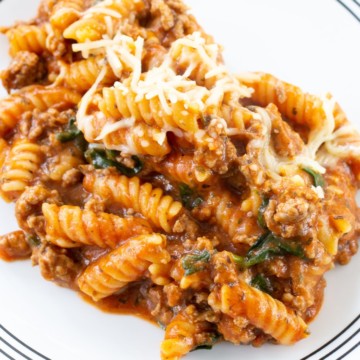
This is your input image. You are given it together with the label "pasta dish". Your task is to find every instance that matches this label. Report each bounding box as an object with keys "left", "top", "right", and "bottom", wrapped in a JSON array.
[{"left": 0, "top": 0, "right": 359, "bottom": 358}]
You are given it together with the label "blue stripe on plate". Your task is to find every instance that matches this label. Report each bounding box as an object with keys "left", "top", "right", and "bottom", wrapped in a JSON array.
[
  {"left": 301, "top": 315, "right": 360, "bottom": 359},
  {"left": 336, "top": 341, "right": 360, "bottom": 360},
  {"left": 0, "top": 348, "right": 16, "bottom": 360},
  {"left": 336, "top": 0, "right": 360, "bottom": 22},
  {"left": 0, "top": 337, "right": 32, "bottom": 360},
  {"left": 0, "top": 326, "right": 50, "bottom": 360}
]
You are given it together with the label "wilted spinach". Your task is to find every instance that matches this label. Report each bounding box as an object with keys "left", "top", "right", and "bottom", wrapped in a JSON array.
[
  {"left": 182, "top": 249, "right": 211, "bottom": 276},
  {"left": 232, "top": 232, "right": 305, "bottom": 268},
  {"left": 85, "top": 148, "right": 143, "bottom": 177},
  {"left": 179, "top": 183, "right": 203, "bottom": 210}
]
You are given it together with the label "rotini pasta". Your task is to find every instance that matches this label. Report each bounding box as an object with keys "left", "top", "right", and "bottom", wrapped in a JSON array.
[
  {"left": 0, "top": 140, "right": 43, "bottom": 201},
  {"left": 0, "top": 138, "right": 9, "bottom": 170},
  {"left": 45, "top": 147, "right": 84, "bottom": 182},
  {"left": 6, "top": 25, "right": 48, "bottom": 56},
  {"left": 50, "top": 0, "right": 85, "bottom": 32},
  {"left": 62, "top": 56, "right": 116, "bottom": 93},
  {"left": 42, "top": 203, "right": 152, "bottom": 248},
  {"left": 63, "top": 0, "right": 146, "bottom": 42},
  {"left": 209, "top": 281, "right": 308, "bottom": 345},
  {"left": 100, "top": 122, "right": 172, "bottom": 157},
  {"left": 98, "top": 70, "right": 207, "bottom": 134},
  {"left": 0, "top": 86, "right": 81, "bottom": 137},
  {"left": 161, "top": 305, "right": 217, "bottom": 359},
  {"left": 83, "top": 172, "right": 183, "bottom": 233},
  {"left": 78, "top": 233, "right": 170, "bottom": 301}
]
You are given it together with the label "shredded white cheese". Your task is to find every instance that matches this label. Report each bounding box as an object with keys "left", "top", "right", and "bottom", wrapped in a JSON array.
[{"left": 95, "top": 117, "right": 135, "bottom": 141}]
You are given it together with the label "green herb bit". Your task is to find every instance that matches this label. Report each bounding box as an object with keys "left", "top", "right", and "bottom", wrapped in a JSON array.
[
  {"left": 182, "top": 250, "right": 211, "bottom": 276},
  {"left": 231, "top": 253, "right": 246, "bottom": 267},
  {"left": 191, "top": 344, "right": 213, "bottom": 351},
  {"left": 245, "top": 232, "right": 305, "bottom": 267},
  {"left": 250, "top": 274, "right": 273, "bottom": 294},
  {"left": 56, "top": 118, "right": 81, "bottom": 142},
  {"left": 179, "top": 183, "right": 203, "bottom": 210},
  {"left": 27, "top": 234, "right": 41, "bottom": 247},
  {"left": 85, "top": 148, "right": 143, "bottom": 177},
  {"left": 191, "top": 334, "right": 220, "bottom": 352},
  {"left": 257, "top": 196, "right": 269, "bottom": 229},
  {"left": 302, "top": 167, "right": 325, "bottom": 188}
]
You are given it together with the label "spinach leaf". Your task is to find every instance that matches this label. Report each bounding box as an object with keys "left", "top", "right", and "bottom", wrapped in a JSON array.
[
  {"left": 182, "top": 250, "right": 211, "bottom": 276},
  {"left": 232, "top": 253, "right": 246, "bottom": 268},
  {"left": 232, "top": 232, "right": 305, "bottom": 268},
  {"left": 179, "top": 183, "right": 203, "bottom": 210},
  {"left": 302, "top": 167, "right": 325, "bottom": 188},
  {"left": 27, "top": 234, "right": 41, "bottom": 247},
  {"left": 56, "top": 118, "right": 81, "bottom": 142},
  {"left": 245, "top": 232, "right": 305, "bottom": 267},
  {"left": 157, "top": 321, "right": 166, "bottom": 330},
  {"left": 85, "top": 148, "right": 143, "bottom": 177},
  {"left": 250, "top": 274, "right": 273, "bottom": 294},
  {"left": 56, "top": 118, "right": 88, "bottom": 151},
  {"left": 192, "top": 344, "right": 213, "bottom": 351},
  {"left": 257, "top": 196, "right": 269, "bottom": 229},
  {"left": 191, "top": 334, "right": 220, "bottom": 352}
]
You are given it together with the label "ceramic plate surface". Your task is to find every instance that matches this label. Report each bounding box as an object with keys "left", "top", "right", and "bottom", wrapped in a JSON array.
[{"left": 0, "top": 0, "right": 359, "bottom": 359}]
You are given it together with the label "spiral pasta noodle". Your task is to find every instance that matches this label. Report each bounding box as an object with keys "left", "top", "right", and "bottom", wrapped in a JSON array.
[
  {"left": 161, "top": 305, "right": 216, "bottom": 360},
  {"left": 50, "top": 0, "right": 85, "bottom": 32},
  {"left": 6, "top": 25, "right": 48, "bottom": 56},
  {"left": 0, "top": 140, "right": 43, "bottom": 201},
  {"left": 0, "top": 86, "right": 81, "bottom": 137},
  {"left": 63, "top": 0, "right": 146, "bottom": 42},
  {"left": 78, "top": 233, "right": 170, "bottom": 301},
  {"left": 98, "top": 69, "right": 208, "bottom": 133},
  {"left": 83, "top": 172, "right": 183, "bottom": 233},
  {"left": 42, "top": 203, "right": 152, "bottom": 248},
  {"left": 62, "top": 57, "right": 116, "bottom": 93},
  {"left": 209, "top": 280, "right": 308, "bottom": 345},
  {"left": 100, "top": 122, "right": 172, "bottom": 157}
]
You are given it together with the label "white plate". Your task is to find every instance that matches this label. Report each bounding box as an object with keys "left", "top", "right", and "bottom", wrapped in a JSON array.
[{"left": 0, "top": 0, "right": 360, "bottom": 359}]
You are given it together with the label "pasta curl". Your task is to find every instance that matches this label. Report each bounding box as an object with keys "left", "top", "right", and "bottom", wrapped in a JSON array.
[
  {"left": 42, "top": 203, "right": 152, "bottom": 248},
  {"left": 209, "top": 280, "right": 308, "bottom": 345},
  {"left": 63, "top": 0, "right": 146, "bottom": 42},
  {"left": 99, "top": 69, "right": 208, "bottom": 133},
  {"left": 62, "top": 57, "right": 116, "bottom": 93},
  {"left": 161, "top": 305, "right": 217, "bottom": 360},
  {"left": 83, "top": 172, "right": 183, "bottom": 233},
  {"left": 78, "top": 233, "right": 170, "bottom": 301},
  {"left": 6, "top": 25, "right": 47, "bottom": 56},
  {"left": 50, "top": 0, "right": 85, "bottom": 32},
  {"left": 0, "top": 140, "right": 43, "bottom": 201},
  {"left": 0, "top": 86, "right": 81, "bottom": 136}
]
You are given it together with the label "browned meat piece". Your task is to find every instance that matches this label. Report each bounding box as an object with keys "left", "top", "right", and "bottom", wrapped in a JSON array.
[
  {"left": 146, "top": 285, "right": 174, "bottom": 326},
  {"left": 194, "top": 120, "right": 238, "bottom": 175},
  {"left": 0, "top": 230, "right": 31, "bottom": 261},
  {"left": 151, "top": 0, "right": 178, "bottom": 30},
  {"left": 268, "top": 104, "right": 304, "bottom": 157},
  {"left": 15, "top": 185, "right": 62, "bottom": 234},
  {"left": 148, "top": 0, "right": 211, "bottom": 47},
  {"left": 264, "top": 183, "right": 319, "bottom": 238},
  {"left": 217, "top": 314, "right": 256, "bottom": 344},
  {"left": 1, "top": 51, "right": 46, "bottom": 92},
  {"left": 35, "top": 244, "right": 81, "bottom": 289},
  {"left": 18, "top": 108, "right": 75, "bottom": 140},
  {"left": 285, "top": 238, "right": 332, "bottom": 319}
]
